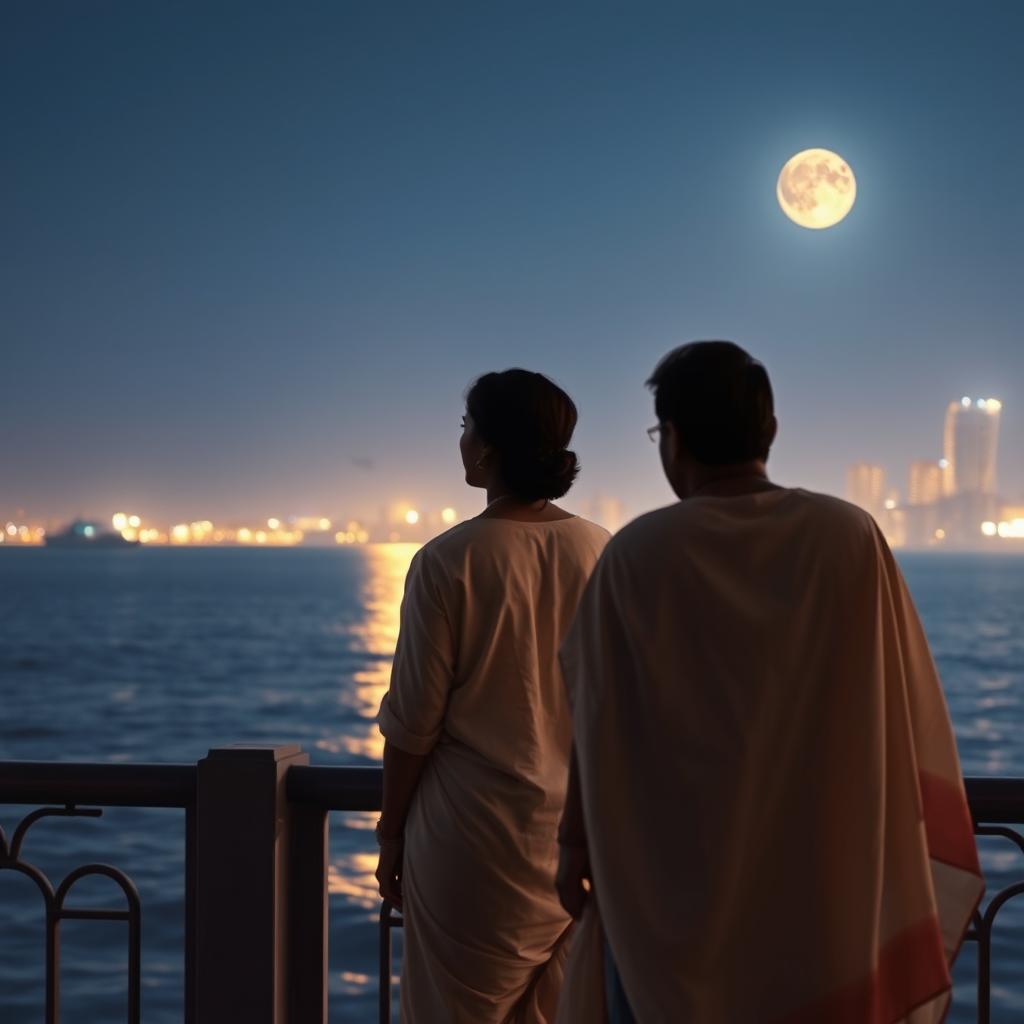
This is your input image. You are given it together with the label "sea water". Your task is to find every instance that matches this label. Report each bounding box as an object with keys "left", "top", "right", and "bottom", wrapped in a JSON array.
[{"left": 1, "top": 546, "right": 1022, "bottom": 1022}]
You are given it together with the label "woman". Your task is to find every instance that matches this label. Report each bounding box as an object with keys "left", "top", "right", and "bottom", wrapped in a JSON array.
[{"left": 375, "top": 369, "right": 609, "bottom": 1023}]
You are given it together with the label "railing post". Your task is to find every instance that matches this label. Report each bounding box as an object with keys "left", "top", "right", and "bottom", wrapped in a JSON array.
[
  {"left": 288, "top": 801, "right": 329, "bottom": 1024},
  {"left": 194, "top": 744, "right": 309, "bottom": 1024}
]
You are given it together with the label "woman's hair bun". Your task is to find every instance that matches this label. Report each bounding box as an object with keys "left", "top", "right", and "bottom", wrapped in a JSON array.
[
  {"left": 465, "top": 370, "right": 581, "bottom": 502},
  {"left": 502, "top": 447, "right": 579, "bottom": 501}
]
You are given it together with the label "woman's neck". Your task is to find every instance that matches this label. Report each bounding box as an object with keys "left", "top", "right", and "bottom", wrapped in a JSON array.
[{"left": 479, "top": 490, "right": 573, "bottom": 522}]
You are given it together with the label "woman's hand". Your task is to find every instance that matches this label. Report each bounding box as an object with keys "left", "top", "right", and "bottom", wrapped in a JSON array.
[
  {"left": 556, "top": 746, "right": 591, "bottom": 919},
  {"left": 375, "top": 836, "right": 405, "bottom": 911},
  {"left": 555, "top": 842, "right": 591, "bottom": 919},
  {"left": 377, "top": 741, "right": 432, "bottom": 913}
]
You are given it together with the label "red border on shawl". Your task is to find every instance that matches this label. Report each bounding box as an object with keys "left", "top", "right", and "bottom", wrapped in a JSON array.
[
  {"left": 775, "top": 916, "right": 949, "bottom": 1024},
  {"left": 919, "top": 770, "right": 982, "bottom": 874}
]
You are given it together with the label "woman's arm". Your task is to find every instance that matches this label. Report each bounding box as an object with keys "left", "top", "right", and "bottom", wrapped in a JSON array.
[
  {"left": 375, "top": 740, "right": 430, "bottom": 910},
  {"left": 379, "top": 740, "right": 430, "bottom": 838},
  {"left": 375, "top": 549, "right": 455, "bottom": 909},
  {"left": 555, "top": 744, "right": 591, "bottom": 919},
  {"left": 557, "top": 743, "right": 587, "bottom": 847}
]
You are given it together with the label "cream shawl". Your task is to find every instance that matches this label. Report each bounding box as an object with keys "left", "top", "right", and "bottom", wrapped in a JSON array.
[{"left": 558, "top": 489, "right": 982, "bottom": 1023}]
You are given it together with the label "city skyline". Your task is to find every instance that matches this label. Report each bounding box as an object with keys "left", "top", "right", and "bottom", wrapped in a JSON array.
[
  {"left": 5, "top": 384, "right": 1022, "bottom": 550},
  {"left": 846, "top": 392, "right": 1022, "bottom": 548},
  {"left": 3, "top": 5, "right": 1023, "bottom": 521},
  {"left": 0, "top": 492, "right": 629, "bottom": 547},
  {"left": 3, "top": 385, "right": 1018, "bottom": 538}
]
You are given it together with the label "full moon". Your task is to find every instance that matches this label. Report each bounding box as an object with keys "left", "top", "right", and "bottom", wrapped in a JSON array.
[{"left": 776, "top": 148, "right": 856, "bottom": 229}]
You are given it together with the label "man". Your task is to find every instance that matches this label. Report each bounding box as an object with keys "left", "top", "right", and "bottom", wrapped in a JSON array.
[{"left": 555, "top": 341, "right": 982, "bottom": 1023}]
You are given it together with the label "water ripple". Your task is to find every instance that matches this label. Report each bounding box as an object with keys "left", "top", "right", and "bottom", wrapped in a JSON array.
[{"left": 0, "top": 548, "right": 1021, "bottom": 1022}]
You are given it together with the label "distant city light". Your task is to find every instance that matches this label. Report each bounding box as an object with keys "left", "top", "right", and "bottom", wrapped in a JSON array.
[
  {"left": 335, "top": 526, "right": 369, "bottom": 545},
  {"left": 981, "top": 521, "right": 998, "bottom": 537},
  {"left": 0, "top": 508, "right": 414, "bottom": 547},
  {"left": 318, "top": 518, "right": 331, "bottom": 531},
  {"left": 934, "top": 529, "right": 946, "bottom": 540},
  {"left": 884, "top": 499, "right": 897, "bottom": 511},
  {"left": 441, "top": 507, "right": 457, "bottom": 525},
  {"left": 938, "top": 459, "right": 949, "bottom": 469},
  {"left": 993, "top": 519, "right": 1024, "bottom": 539},
  {"left": 959, "top": 397, "right": 1002, "bottom": 413}
]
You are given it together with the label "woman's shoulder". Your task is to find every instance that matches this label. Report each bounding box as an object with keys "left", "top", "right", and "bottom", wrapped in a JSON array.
[
  {"left": 471, "top": 512, "right": 610, "bottom": 545},
  {"left": 562, "top": 515, "right": 613, "bottom": 547},
  {"left": 415, "top": 520, "right": 477, "bottom": 563},
  {"left": 421, "top": 514, "right": 609, "bottom": 561}
]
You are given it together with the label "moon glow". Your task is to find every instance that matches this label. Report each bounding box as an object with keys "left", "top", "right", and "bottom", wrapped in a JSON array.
[{"left": 777, "top": 148, "right": 856, "bottom": 229}]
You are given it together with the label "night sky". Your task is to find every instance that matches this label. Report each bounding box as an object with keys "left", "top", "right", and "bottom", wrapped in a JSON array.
[{"left": 3, "top": 2, "right": 1022, "bottom": 524}]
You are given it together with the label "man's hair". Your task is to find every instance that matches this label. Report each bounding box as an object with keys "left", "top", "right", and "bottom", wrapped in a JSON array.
[{"left": 646, "top": 341, "right": 775, "bottom": 465}]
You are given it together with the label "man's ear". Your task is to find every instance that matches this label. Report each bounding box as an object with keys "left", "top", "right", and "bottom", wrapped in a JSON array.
[{"left": 663, "top": 421, "right": 682, "bottom": 465}]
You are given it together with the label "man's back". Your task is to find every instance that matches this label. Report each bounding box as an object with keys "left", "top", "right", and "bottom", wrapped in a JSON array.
[{"left": 560, "top": 488, "right": 982, "bottom": 1023}]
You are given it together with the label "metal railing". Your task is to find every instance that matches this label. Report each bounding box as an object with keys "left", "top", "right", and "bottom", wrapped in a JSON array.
[
  {"left": 0, "top": 761, "right": 196, "bottom": 1024},
  {"left": 963, "top": 777, "right": 1024, "bottom": 1023},
  {"left": 2, "top": 753, "right": 1024, "bottom": 1024}
]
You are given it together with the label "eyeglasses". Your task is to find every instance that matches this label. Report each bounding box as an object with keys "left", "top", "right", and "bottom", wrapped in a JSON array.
[{"left": 646, "top": 423, "right": 667, "bottom": 443}]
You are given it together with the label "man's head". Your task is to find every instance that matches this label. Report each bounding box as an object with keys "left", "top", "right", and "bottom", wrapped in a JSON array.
[{"left": 646, "top": 341, "right": 777, "bottom": 499}]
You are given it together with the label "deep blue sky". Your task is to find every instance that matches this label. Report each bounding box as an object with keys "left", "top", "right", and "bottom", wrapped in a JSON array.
[{"left": 3, "top": 2, "right": 1022, "bottom": 523}]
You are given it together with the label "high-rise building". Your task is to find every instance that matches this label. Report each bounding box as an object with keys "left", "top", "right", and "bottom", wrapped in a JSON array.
[
  {"left": 593, "top": 496, "right": 625, "bottom": 533},
  {"left": 846, "top": 463, "right": 886, "bottom": 519},
  {"left": 908, "top": 460, "right": 943, "bottom": 506},
  {"left": 573, "top": 495, "right": 626, "bottom": 533},
  {"left": 903, "top": 460, "right": 944, "bottom": 547},
  {"left": 942, "top": 397, "right": 1001, "bottom": 496}
]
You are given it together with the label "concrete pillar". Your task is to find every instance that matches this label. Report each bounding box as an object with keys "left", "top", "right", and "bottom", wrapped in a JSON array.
[{"left": 194, "top": 744, "right": 311, "bottom": 1024}]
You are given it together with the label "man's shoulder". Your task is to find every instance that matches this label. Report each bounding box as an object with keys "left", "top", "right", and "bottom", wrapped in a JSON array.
[
  {"left": 605, "top": 489, "right": 879, "bottom": 556},
  {"left": 602, "top": 504, "right": 685, "bottom": 561},
  {"left": 788, "top": 487, "right": 880, "bottom": 538}
]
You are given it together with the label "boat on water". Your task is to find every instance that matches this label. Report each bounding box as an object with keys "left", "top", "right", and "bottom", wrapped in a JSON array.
[{"left": 45, "top": 520, "right": 139, "bottom": 548}]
